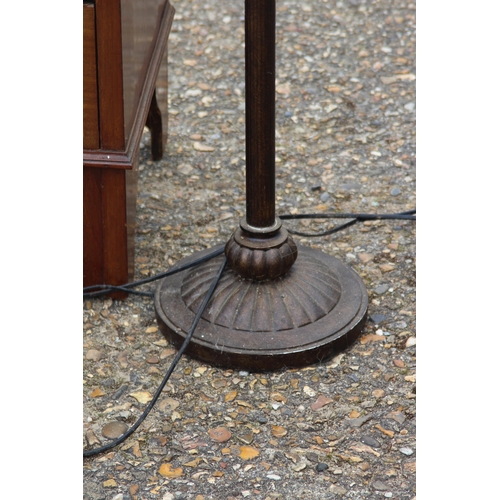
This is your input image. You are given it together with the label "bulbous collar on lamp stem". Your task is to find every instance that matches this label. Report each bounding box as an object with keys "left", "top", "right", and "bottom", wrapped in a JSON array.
[{"left": 225, "top": 217, "right": 298, "bottom": 281}]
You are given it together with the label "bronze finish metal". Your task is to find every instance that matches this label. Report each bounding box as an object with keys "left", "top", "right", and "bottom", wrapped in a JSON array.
[
  {"left": 155, "top": 245, "right": 368, "bottom": 371},
  {"left": 154, "top": 0, "right": 369, "bottom": 370},
  {"left": 225, "top": 221, "right": 298, "bottom": 281}
]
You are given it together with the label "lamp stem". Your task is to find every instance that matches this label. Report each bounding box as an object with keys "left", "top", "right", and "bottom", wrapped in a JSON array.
[{"left": 245, "top": 0, "right": 276, "bottom": 229}]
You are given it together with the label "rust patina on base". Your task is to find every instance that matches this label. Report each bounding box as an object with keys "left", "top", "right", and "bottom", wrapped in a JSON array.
[{"left": 155, "top": 244, "right": 368, "bottom": 371}]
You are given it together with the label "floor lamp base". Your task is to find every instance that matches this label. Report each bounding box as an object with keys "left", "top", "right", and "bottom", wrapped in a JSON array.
[{"left": 155, "top": 244, "right": 368, "bottom": 371}]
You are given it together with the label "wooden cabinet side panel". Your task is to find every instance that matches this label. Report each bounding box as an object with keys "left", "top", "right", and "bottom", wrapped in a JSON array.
[
  {"left": 101, "top": 169, "right": 130, "bottom": 287},
  {"left": 83, "top": 168, "right": 104, "bottom": 286},
  {"left": 83, "top": 3, "right": 100, "bottom": 150},
  {"left": 120, "top": 0, "right": 167, "bottom": 145},
  {"left": 95, "top": 0, "right": 125, "bottom": 150}
]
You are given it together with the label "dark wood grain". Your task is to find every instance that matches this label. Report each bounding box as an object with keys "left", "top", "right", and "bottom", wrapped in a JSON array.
[
  {"left": 83, "top": 168, "right": 103, "bottom": 287},
  {"left": 83, "top": 3, "right": 99, "bottom": 149},
  {"left": 102, "top": 169, "right": 129, "bottom": 297},
  {"left": 95, "top": 0, "right": 125, "bottom": 150},
  {"left": 83, "top": 0, "right": 174, "bottom": 293}
]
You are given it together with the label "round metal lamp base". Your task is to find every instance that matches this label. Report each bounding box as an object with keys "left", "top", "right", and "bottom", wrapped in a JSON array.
[{"left": 154, "top": 244, "right": 368, "bottom": 371}]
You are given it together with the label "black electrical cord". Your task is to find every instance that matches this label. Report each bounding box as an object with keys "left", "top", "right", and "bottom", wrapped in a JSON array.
[
  {"left": 281, "top": 209, "right": 416, "bottom": 238},
  {"left": 83, "top": 246, "right": 225, "bottom": 299},
  {"left": 83, "top": 256, "right": 227, "bottom": 458},
  {"left": 280, "top": 209, "right": 416, "bottom": 220},
  {"left": 83, "top": 208, "right": 415, "bottom": 457}
]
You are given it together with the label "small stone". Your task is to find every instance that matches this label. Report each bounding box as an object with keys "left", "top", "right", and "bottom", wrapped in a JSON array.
[
  {"left": 361, "top": 435, "right": 381, "bottom": 448},
  {"left": 373, "top": 481, "right": 391, "bottom": 491},
  {"left": 193, "top": 142, "right": 215, "bottom": 152},
  {"left": 358, "top": 253, "right": 374, "bottom": 264},
  {"left": 86, "top": 349, "right": 104, "bottom": 361},
  {"left": 129, "top": 391, "right": 153, "bottom": 404},
  {"left": 177, "top": 164, "right": 193, "bottom": 175},
  {"left": 394, "top": 359, "right": 405, "bottom": 368},
  {"left": 159, "top": 398, "right": 180, "bottom": 413},
  {"left": 266, "top": 474, "right": 281, "bottom": 480},
  {"left": 102, "top": 421, "right": 128, "bottom": 439},
  {"left": 349, "top": 414, "right": 373, "bottom": 427},
  {"left": 183, "top": 457, "right": 202, "bottom": 468},
  {"left": 399, "top": 447, "right": 414, "bottom": 456},
  {"left": 404, "top": 461, "right": 417, "bottom": 473},
  {"left": 375, "top": 424, "right": 395, "bottom": 438},
  {"left": 311, "top": 395, "right": 334, "bottom": 410},
  {"left": 254, "top": 415, "right": 268, "bottom": 424},
  {"left": 146, "top": 356, "right": 160, "bottom": 364},
  {"left": 303, "top": 386, "right": 317, "bottom": 397},
  {"left": 390, "top": 321, "right": 408, "bottom": 329},
  {"left": 360, "top": 334, "right": 386, "bottom": 344},
  {"left": 276, "top": 83, "right": 291, "bottom": 95},
  {"left": 159, "top": 463, "right": 183, "bottom": 478},
  {"left": 238, "top": 433, "right": 254, "bottom": 445},
  {"left": 406, "top": 336, "right": 416, "bottom": 348},
  {"left": 271, "top": 425, "right": 287, "bottom": 438},
  {"left": 380, "top": 263, "right": 396, "bottom": 273},
  {"left": 387, "top": 411, "right": 406, "bottom": 424},
  {"left": 330, "top": 485, "right": 348, "bottom": 496},
  {"left": 239, "top": 446, "right": 260, "bottom": 460},
  {"left": 374, "top": 285, "right": 390, "bottom": 295},
  {"left": 370, "top": 313, "right": 387, "bottom": 324},
  {"left": 101, "top": 378, "right": 116, "bottom": 388},
  {"left": 86, "top": 429, "right": 101, "bottom": 446},
  {"left": 315, "top": 463, "right": 329, "bottom": 473},
  {"left": 225, "top": 390, "right": 238, "bottom": 402},
  {"left": 391, "top": 187, "right": 401, "bottom": 196},
  {"left": 112, "top": 384, "right": 129, "bottom": 400},
  {"left": 90, "top": 388, "right": 105, "bottom": 398},
  {"left": 380, "top": 76, "right": 398, "bottom": 85},
  {"left": 372, "top": 389, "right": 385, "bottom": 398},
  {"left": 271, "top": 392, "right": 287, "bottom": 402}
]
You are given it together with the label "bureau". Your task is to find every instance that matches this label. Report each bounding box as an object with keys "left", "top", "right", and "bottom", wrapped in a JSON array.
[{"left": 83, "top": 0, "right": 174, "bottom": 293}]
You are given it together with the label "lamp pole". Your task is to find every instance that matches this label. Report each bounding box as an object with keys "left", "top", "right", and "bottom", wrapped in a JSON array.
[{"left": 155, "top": 0, "right": 368, "bottom": 370}]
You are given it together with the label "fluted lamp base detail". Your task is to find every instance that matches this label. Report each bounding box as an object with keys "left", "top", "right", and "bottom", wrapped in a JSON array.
[{"left": 154, "top": 244, "right": 368, "bottom": 371}]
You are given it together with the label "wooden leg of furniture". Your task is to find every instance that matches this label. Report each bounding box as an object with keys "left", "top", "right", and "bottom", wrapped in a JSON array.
[{"left": 146, "top": 88, "right": 164, "bottom": 161}]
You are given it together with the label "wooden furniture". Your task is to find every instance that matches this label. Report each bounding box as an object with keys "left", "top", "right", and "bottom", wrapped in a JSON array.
[{"left": 83, "top": 0, "right": 174, "bottom": 291}]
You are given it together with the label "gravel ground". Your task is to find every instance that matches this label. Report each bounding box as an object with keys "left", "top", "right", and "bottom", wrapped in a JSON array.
[{"left": 83, "top": 0, "right": 416, "bottom": 498}]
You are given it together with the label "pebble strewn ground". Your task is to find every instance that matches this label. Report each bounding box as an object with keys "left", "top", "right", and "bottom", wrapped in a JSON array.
[{"left": 83, "top": 0, "right": 416, "bottom": 498}]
